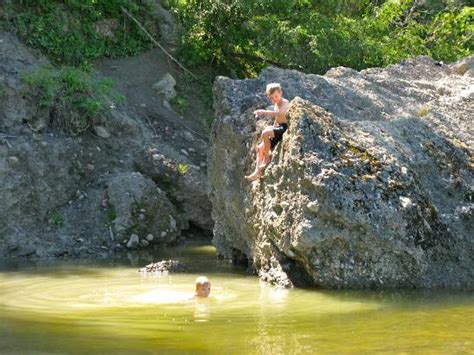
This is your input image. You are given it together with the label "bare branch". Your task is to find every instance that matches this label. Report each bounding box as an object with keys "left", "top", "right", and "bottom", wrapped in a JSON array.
[{"left": 120, "top": 6, "right": 197, "bottom": 80}]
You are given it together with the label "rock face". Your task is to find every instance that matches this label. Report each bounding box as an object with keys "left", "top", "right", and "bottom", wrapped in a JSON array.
[
  {"left": 152, "top": 73, "right": 177, "bottom": 100},
  {"left": 208, "top": 56, "right": 473, "bottom": 288},
  {"left": 135, "top": 144, "right": 213, "bottom": 231},
  {"left": 0, "top": 31, "right": 213, "bottom": 258},
  {"left": 106, "top": 172, "right": 186, "bottom": 243}
]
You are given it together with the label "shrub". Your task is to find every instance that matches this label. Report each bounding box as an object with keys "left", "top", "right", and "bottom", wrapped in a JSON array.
[
  {"left": 49, "top": 211, "right": 65, "bottom": 227},
  {"left": 168, "top": 0, "right": 473, "bottom": 77},
  {"left": 21, "top": 66, "right": 120, "bottom": 135},
  {"left": 170, "top": 95, "right": 188, "bottom": 115},
  {"left": 177, "top": 162, "right": 189, "bottom": 175},
  {"left": 416, "top": 104, "right": 431, "bottom": 117},
  {"left": 6, "top": 0, "right": 155, "bottom": 67}
]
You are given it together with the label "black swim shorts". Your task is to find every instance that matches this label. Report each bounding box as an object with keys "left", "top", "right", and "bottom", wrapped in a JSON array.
[{"left": 269, "top": 123, "right": 288, "bottom": 149}]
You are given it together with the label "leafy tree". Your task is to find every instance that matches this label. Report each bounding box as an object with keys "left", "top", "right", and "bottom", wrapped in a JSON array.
[{"left": 167, "top": 0, "right": 473, "bottom": 77}]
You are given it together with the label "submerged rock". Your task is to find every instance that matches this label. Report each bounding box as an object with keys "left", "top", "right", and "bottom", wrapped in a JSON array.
[
  {"left": 208, "top": 56, "right": 473, "bottom": 289},
  {"left": 138, "top": 259, "right": 185, "bottom": 274}
]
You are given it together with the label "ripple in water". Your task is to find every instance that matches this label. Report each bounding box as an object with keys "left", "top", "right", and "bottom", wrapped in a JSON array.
[{"left": 1, "top": 252, "right": 473, "bottom": 353}]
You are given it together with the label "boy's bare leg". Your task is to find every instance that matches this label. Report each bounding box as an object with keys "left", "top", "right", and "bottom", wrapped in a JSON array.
[
  {"left": 245, "top": 144, "right": 264, "bottom": 181},
  {"left": 259, "top": 130, "right": 274, "bottom": 168},
  {"left": 257, "top": 142, "right": 265, "bottom": 167},
  {"left": 244, "top": 168, "right": 262, "bottom": 181}
]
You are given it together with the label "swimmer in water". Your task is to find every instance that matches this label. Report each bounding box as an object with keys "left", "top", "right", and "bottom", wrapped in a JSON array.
[{"left": 195, "top": 276, "right": 211, "bottom": 298}]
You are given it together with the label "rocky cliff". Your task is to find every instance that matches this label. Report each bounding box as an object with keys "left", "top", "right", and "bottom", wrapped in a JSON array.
[
  {"left": 209, "top": 56, "right": 473, "bottom": 288},
  {"left": 0, "top": 31, "right": 212, "bottom": 258}
]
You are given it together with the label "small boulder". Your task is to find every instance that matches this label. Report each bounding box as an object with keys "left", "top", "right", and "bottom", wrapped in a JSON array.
[
  {"left": 169, "top": 215, "right": 177, "bottom": 231},
  {"left": 93, "top": 126, "right": 110, "bottom": 139},
  {"left": 93, "top": 18, "right": 119, "bottom": 38},
  {"left": 126, "top": 234, "right": 139, "bottom": 249},
  {"left": 153, "top": 73, "right": 176, "bottom": 100},
  {"left": 306, "top": 201, "right": 320, "bottom": 214},
  {"left": 6, "top": 156, "right": 19, "bottom": 167}
]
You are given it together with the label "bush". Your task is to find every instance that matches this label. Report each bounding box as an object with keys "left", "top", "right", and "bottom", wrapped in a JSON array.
[
  {"left": 177, "top": 163, "right": 189, "bottom": 175},
  {"left": 168, "top": 0, "right": 473, "bottom": 77},
  {"left": 21, "top": 66, "right": 121, "bottom": 135},
  {"left": 7, "top": 0, "right": 155, "bottom": 67},
  {"left": 49, "top": 211, "right": 65, "bottom": 227}
]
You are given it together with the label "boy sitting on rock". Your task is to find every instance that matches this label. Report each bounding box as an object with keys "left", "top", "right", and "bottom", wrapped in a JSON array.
[{"left": 245, "top": 83, "right": 289, "bottom": 181}]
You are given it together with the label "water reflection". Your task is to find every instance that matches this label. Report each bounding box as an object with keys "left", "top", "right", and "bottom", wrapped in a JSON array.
[{"left": 194, "top": 299, "right": 211, "bottom": 322}]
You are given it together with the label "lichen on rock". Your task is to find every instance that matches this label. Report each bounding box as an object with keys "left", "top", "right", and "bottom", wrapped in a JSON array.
[{"left": 208, "top": 56, "right": 473, "bottom": 289}]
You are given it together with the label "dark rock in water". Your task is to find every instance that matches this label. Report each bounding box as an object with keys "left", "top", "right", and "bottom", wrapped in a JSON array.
[
  {"left": 209, "top": 55, "right": 473, "bottom": 289},
  {"left": 138, "top": 259, "right": 185, "bottom": 274}
]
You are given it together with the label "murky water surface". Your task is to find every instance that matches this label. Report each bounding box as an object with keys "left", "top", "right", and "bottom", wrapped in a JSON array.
[{"left": 1, "top": 244, "right": 473, "bottom": 354}]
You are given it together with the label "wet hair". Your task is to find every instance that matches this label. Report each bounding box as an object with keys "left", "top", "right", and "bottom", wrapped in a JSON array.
[
  {"left": 195, "top": 276, "right": 210, "bottom": 288},
  {"left": 266, "top": 83, "right": 282, "bottom": 96}
]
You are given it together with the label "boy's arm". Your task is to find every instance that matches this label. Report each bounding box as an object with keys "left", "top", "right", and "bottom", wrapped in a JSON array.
[
  {"left": 257, "top": 109, "right": 278, "bottom": 117},
  {"left": 254, "top": 101, "right": 289, "bottom": 117}
]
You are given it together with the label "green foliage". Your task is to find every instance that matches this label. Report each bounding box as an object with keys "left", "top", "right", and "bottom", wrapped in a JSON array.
[
  {"left": 426, "top": 6, "right": 474, "bottom": 61},
  {"left": 114, "top": 94, "right": 127, "bottom": 104},
  {"left": 416, "top": 104, "right": 431, "bottom": 117},
  {"left": 106, "top": 204, "right": 117, "bottom": 225},
  {"left": 177, "top": 162, "right": 189, "bottom": 175},
  {"left": 169, "top": 95, "right": 188, "bottom": 114},
  {"left": 6, "top": 0, "right": 155, "bottom": 67},
  {"left": 21, "top": 66, "right": 118, "bottom": 135},
  {"left": 168, "top": 0, "right": 473, "bottom": 77},
  {"left": 49, "top": 211, "right": 65, "bottom": 227}
]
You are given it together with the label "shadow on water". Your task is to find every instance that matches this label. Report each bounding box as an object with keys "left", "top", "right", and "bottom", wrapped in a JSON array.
[{"left": 0, "top": 241, "right": 245, "bottom": 277}]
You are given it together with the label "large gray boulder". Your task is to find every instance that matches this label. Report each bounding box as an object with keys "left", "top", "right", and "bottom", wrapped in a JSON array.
[
  {"left": 135, "top": 144, "right": 213, "bottom": 231},
  {"left": 208, "top": 56, "right": 473, "bottom": 288},
  {"left": 106, "top": 171, "right": 187, "bottom": 244}
]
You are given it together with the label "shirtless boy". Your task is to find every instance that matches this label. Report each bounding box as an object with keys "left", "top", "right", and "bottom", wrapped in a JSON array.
[{"left": 244, "top": 83, "right": 289, "bottom": 181}]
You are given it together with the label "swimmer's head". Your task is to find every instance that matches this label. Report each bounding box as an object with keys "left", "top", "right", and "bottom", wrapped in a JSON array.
[{"left": 195, "top": 276, "right": 211, "bottom": 298}]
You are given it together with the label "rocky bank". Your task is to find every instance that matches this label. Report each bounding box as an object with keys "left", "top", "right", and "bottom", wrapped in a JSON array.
[
  {"left": 209, "top": 56, "right": 473, "bottom": 288},
  {"left": 0, "top": 31, "right": 212, "bottom": 258}
]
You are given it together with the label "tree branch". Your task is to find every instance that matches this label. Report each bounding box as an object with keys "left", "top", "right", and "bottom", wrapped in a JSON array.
[{"left": 120, "top": 7, "right": 197, "bottom": 80}]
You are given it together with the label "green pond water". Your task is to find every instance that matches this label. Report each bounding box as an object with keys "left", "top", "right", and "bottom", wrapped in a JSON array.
[{"left": 1, "top": 243, "right": 473, "bottom": 354}]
